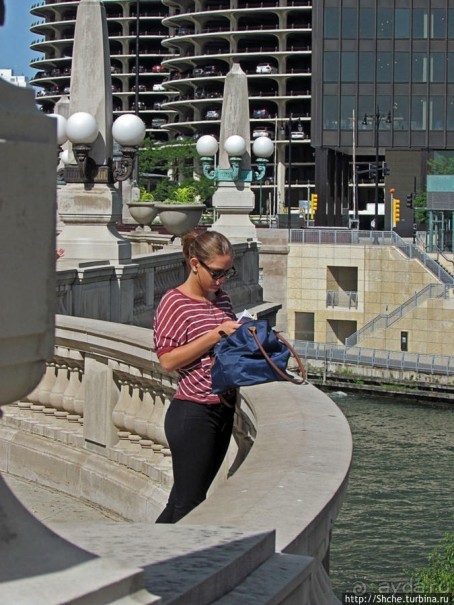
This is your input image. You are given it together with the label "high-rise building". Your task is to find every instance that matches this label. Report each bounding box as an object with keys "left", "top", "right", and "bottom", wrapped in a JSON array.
[
  {"left": 0, "top": 68, "right": 29, "bottom": 88},
  {"left": 29, "top": 0, "right": 314, "bottom": 216},
  {"left": 311, "top": 1, "right": 454, "bottom": 234}
]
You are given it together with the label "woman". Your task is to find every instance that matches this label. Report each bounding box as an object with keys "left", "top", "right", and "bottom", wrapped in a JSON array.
[{"left": 153, "top": 230, "right": 240, "bottom": 523}]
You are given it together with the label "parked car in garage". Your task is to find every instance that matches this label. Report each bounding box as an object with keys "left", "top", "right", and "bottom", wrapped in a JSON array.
[{"left": 256, "top": 63, "right": 278, "bottom": 74}]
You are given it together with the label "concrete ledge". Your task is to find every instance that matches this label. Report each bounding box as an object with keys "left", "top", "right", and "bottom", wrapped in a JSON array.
[{"left": 183, "top": 381, "right": 353, "bottom": 562}]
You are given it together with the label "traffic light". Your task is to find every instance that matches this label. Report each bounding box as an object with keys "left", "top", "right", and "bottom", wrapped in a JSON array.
[
  {"left": 368, "top": 163, "right": 377, "bottom": 178},
  {"left": 382, "top": 161, "right": 390, "bottom": 176},
  {"left": 406, "top": 193, "right": 413, "bottom": 209},
  {"left": 310, "top": 193, "right": 318, "bottom": 216},
  {"left": 393, "top": 198, "right": 401, "bottom": 224}
]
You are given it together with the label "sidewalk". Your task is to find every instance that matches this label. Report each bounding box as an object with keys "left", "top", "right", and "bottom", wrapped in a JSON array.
[{"left": 2, "top": 472, "right": 125, "bottom": 527}]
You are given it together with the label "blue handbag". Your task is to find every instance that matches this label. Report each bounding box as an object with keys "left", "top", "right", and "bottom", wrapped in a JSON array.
[{"left": 211, "top": 320, "right": 306, "bottom": 394}]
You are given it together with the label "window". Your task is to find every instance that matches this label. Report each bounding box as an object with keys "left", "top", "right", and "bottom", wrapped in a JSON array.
[
  {"left": 447, "top": 99, "right": 454, "bottom": 130},
  {"left": 324, "top": 51, "right": 339, "bottom": 82},
  {"left": 377, "top": 52, "right": 392, "bottom": 82},
  {"left": 430, "top": 96, "right": 444, "bottom": 131},
  {"left": 431, "top": 9, "right": 446, "bottom": 39},
  {"left": 341, "top": 51, "right": 356, "bottom": 82},
  {"left": 430, "top": 53, "right": 445, "bottom": 83},
  {"left": 324, "top": 7, "right": 339, "bottom": 38},
  {"left": 358, "top": 96, "right": 373, "bottom": 130},
  {"left": 413, "top": 8, "right": 428, "bottom": 39},
  {"left": 393, "top": 96, "right": 409, "bottom": 131},
  {"left": 295, "top": 312, "right": 314, "bottom": 342},
  {"left": 377, "top": 8, "right": 393, "bottom": 38},
  {"left": 341, "top": 8, "right": 357, "bottom": 39},
  {"left": 448, "top": 52, "right": 454, "bottom": 83},
  {"left": 359, "top": 52, "right": 374, "bottom": 82},
  {"left": 323, "top": 95, "right": 338, "bottom": 129},
  {"left": 395, "top": 8, "right": 410, "bottom": 38},
  {"left": 413, "top": 53, "right": 428, "bottom": 83},
  {"left": 340, "top": 95, "right": 355, "bottom": 130},
  {"left": 411, "top": 96, "right": 427, "bottom": 130},
  {"left": 394, "top": 52, "right": 409, "bottom": 82},
  {"left": 359, "top": 7, "right": 374, "bottom": 39},
  {"left": 449, "top": 9, "right": 454, "bottom": 39}
]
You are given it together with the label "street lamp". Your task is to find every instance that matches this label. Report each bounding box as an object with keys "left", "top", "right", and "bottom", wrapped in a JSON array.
[
  {"left": 280, "top": 115, "right": 293, "bottom": 236},
  {"left": 362, "top": 106, "right": 391, "bottom": 231},
  {"left": 196, "top": 134, "right": 274, "bottom": 183},
  {"left": 55, "top": 111, "right": 146, "bottom": 183}
]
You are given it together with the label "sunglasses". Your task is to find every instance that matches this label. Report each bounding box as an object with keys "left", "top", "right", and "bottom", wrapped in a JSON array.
[{"left": 198, "top": 259, "right": 237, "bottom": 281}]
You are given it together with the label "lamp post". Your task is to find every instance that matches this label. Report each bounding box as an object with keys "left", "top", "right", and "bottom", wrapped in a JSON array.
[
  {"left": 362, "top": 106, "right": 391, "bottom": 231},
  {"left": 280, "top": 115, "right": 293, "bottom": 238},
  {"left": 196, "top": 134, "right": 274, "bottom": 183},
  {"left": 134, "top": 0, "right": 140, "bottom": 184},
  {"left": 56, "top": 111, "right": 146, "bottom": 183}
]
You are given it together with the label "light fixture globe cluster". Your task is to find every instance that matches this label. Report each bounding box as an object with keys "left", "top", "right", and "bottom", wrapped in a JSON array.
[
  {"left": 51, "top": 112, "right": 146, "bottom": 183},
  {"left": 196, "top": 134, "right": 274, "bottom": 183}
]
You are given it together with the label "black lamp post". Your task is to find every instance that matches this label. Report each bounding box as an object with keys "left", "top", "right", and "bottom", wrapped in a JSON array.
[
  {"left": 280, "top": 114, "right": 293, "bottom": 238},
  {"left": 134, "top": 0, "right": 140, "bottom": 185},
  {"left": 362, "top": 106, "right": 391, "bottom": 231}
]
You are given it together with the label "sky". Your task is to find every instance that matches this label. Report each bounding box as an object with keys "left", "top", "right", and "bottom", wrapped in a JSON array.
[{"left": 0, "top": 1, "right": 36, "bottom": 78}]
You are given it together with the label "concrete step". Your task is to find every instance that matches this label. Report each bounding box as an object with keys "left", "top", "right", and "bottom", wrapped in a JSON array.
[
  {"left": 212, "top": 553, "right": 339, "bottom": 605},
  {"left": 48, "top": 521, "right": 277, "bottom": 605}
]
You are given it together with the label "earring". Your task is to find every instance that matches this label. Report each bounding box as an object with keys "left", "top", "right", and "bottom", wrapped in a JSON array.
[{"left": 193, "top": 268, "right": 198, "bottom": 273}]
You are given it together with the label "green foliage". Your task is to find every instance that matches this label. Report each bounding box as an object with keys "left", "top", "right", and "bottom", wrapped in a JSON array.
[
  {"left": 139, "top": 138, "right": 216, "bottom": 203},
  {"left": 413, "top": 191, "right": 427, "bottom": 224},
  {"left": 428, "top": 156, "right": 454, "bottom": 175},
  {"left": 405, "top": 531, "right": 454, "bottom": 594},
  {"left": 166, "top": 185, "right": 197, "bottom": 204},
  {"left": 139, "top": 187, "right": 154, "bottom": 202}
]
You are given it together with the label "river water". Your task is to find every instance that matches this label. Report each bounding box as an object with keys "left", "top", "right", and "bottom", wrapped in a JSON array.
[{"left": 328, "top": 392, "right": 454, "bottom": 597}]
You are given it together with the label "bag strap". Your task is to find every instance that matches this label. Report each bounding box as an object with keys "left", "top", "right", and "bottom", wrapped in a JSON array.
[{"left": 248, "top": 326, "right": 307, "bottom": 384}]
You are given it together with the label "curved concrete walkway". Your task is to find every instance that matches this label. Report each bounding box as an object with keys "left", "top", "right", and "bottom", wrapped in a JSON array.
[{"left": 3, "top": 473, "right": 124, "bottom": 526}]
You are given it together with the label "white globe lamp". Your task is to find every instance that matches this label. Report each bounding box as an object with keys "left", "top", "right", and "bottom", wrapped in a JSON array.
[
  {"left": 224, "top": 134, "right": 247, "bottom": 156},
  {"left": 196, "top": 135, "right": 219, "bottom": 157},
  {"left": 66, "top": 112, "right": 99, "bottom": 144},
  {"left": 112, "top": 114, "right": 146, "bottom": 146},
  {"left": 252, "top": 136, "right": 274, "bottom": 158}
]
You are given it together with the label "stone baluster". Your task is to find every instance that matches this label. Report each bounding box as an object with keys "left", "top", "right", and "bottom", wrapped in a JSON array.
[
  {"left": 134, "top": 374, "right": 155, "bottom": 452},
  {"left": 62, "top": 352, "right": 84, "bottom": 422},
  {"left": 73, "top": 364, "right": 85, "bottom": 424},
  {"left": 112, "top": 369, "right": 134, "bottom": 448},
  {"left": 34, "top": 362, "right": 57, "bottom": 414},
  {"left": 48, "top": 348, "right": 71, "bottom": 419}
]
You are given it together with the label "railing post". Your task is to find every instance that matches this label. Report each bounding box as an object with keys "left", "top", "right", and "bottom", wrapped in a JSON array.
[{"left": 83, "top": 354, "right": 120, "bottom": 451}]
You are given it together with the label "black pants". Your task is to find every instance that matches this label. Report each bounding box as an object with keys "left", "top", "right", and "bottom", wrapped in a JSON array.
[{"left": 155, "top": 398, "right": 235, "bottom": 524}]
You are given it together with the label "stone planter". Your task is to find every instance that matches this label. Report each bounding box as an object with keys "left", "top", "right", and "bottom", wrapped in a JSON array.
[
  {"left": 127, "top": 202, "right": 158, "bottom": 228},
  {"left": 154, "top": 203, "right": 205, "bottom": 237}
]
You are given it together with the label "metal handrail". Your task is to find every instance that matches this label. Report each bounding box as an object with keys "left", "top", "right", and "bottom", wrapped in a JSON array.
[
  {"left": 292, "top": 339, "right": 454, "bottom": 376},
  {"left": 345, "top": 283, "right": 449, "bottom": 346},
  {"left": 326, "top": 290, "right": 358, "bottom": 309}
]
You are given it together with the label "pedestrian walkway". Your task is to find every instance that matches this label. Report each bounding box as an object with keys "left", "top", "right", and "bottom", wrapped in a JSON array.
[{"left": 3, "top": 472, "right": 125, "bottom": 528}]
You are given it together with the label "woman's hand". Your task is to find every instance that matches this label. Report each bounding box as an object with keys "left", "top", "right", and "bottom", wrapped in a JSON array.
[
  {"left": 158, "top": 319, "right": 241, "bottom": 373},
  {"left": 215, "top": 320, "right": 241, "bottom": 339}
]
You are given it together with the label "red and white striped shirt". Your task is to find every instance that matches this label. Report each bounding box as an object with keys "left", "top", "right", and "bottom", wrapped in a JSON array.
[{"left": 153, "top": 288, "right": 235, "bottom": 404}]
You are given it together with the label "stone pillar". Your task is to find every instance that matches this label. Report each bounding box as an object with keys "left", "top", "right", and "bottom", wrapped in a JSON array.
[
  {"left": 57, "top": 0, "right": 131, "bottom": 266},
  {"left": 212, "top": 64, "right": 257, "bottom": 241}
]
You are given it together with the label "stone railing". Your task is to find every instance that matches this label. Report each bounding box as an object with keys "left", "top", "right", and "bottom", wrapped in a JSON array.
[
  {"left": 1, "top": 315, "right": 352, "bottom": 603},
  {"left": 56, "top": 241, "right": 266, "bottom": 329}
]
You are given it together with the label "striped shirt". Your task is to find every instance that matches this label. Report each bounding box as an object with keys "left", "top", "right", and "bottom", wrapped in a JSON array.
[{"left": 153, "top": 288, "right": 235, "bottom": 404}]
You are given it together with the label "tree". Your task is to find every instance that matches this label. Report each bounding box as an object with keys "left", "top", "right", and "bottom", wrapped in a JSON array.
[
  {"left": 138, "top": 138, "right": 216, "bottom": 203},
  {"left": 427, "top": 156, "right": 454, "bottom": 175},
  {"left": 413, "top": 191, "right": 427, "bottom": 224},
  {"left": 405, "top": 531, "right": 454, "bottom": 594}
]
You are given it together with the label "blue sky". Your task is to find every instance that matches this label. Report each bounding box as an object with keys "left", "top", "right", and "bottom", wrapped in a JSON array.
[{"left": 0, "top": 2, "right": 36, "bottom": 78}]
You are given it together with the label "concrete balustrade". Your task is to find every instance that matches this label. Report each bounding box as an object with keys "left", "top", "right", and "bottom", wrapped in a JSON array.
[
  {"left": 1, "top": 315, "right": 352, "bottom": 603},
  {"left": 56, "top": 241, "right": 268, "bottom": 329}
]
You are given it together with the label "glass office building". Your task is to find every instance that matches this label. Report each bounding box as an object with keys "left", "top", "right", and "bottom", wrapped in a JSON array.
[{"left": 312, "top": 1, "right": 454, "bottom": 233}]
